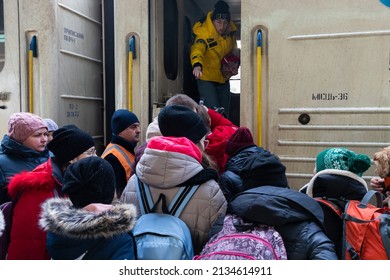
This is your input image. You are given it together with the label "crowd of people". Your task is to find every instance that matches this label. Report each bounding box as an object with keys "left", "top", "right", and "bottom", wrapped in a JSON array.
[
  {"left": 0, "top": 0, "right": 389, "bottom": 261},
  {"left": 0, "top": 92, "right": 388, "bottom": 260}
]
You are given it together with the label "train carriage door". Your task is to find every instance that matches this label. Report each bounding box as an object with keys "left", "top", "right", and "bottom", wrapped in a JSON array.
[{"left": 0, "top": 0, "right": 20, "bottom": 134}]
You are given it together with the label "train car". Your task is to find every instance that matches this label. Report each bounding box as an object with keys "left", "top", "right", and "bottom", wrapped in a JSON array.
[
  {"left": 0, "top": 0, "right": 104, "bottom": 150},
  {"left": 109, "top": 0, "right": 390, "bottom": 189},
  {"left": 1, "top": 0, "right": 389, "bottom": 189}
]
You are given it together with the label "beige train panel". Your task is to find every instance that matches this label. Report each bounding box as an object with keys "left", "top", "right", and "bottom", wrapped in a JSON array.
[
  {"left": 113, "top": 0, "right": 149, "bottom": 143},
  {"left": 56, "top": 1, "right": 103, "bottom": 148},
  {"left": 240, "top": 0, "right": 390, "bottom": 189},
  {"left": 0, "top": 0, "right": 103, "bottom": 147},
  {"left": 0, "top": 0, "right": 22, "bottom": 135},
  {"left": 0, "top": 0, "right": 102, "bottom": 139}
]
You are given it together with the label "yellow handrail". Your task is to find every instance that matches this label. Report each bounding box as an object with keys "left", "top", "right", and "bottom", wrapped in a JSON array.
[
  {"left": 28, "top": 36, "right": 37, "bottom": 113},
  {"left": 128, "top": 36, "right": 136, "bottom": 111},
  {"left": 256, "top": 31, "right": 262, "bottom": 146}
]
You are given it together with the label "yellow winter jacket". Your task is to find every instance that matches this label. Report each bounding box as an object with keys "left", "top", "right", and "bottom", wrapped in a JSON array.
[{"left": 190, "top": 11, "right": 237, "bottom": 84}]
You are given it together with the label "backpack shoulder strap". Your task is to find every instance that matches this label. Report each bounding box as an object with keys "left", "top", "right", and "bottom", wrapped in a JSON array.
[
  {"left": 360, "top": 190, "right": 383, "bottom": 208},
  {"left": 315, "top": 198, "right": 343, "bottom": 217},
  {"left": 135, "top": 176, "right": 154, "bottom": 215},
  {"left": 168, "top": 185, "right": 200, "bottom": 217},
  {"left": 135, "top": 175, "right": 199, "bottom": 216}
]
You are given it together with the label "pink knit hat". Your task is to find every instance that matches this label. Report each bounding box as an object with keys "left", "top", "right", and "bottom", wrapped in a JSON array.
[{"left": 7, "top": 112, "right": 47, "bottom": 143}]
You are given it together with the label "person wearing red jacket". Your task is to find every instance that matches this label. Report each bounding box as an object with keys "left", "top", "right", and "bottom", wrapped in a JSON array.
[
  {"left": 6, "top": 125, "right": 96, "bottom": 260},
  {"left": 201, "top": 106, "right": 237, "bottom": 174}
]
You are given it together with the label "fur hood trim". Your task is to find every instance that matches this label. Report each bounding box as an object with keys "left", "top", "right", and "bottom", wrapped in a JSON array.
[
  {"left": 39, "top": 198, "right": 137, "bottom": 239},
  {"left": 0, "top": 209, "right": 4, "bottom": 237},
  {"left": 7, "top": 169, "right": 54, "bottom": 199},
  {"left": 306, "top": 169, "right": 368, "bottom": 197}
]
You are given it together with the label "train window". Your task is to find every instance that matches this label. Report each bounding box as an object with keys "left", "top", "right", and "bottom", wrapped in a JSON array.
[
  {"left": 0, "top": 0, "right": 4, "bottom": 72},
  {"left": 163, "top": 0, "right": 178, "bottom": 80}
]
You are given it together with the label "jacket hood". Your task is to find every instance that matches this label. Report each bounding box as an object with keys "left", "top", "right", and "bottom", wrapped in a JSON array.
[
  {"left": 145, "top": 117, "right": 161, "bottom": 142},
  {"left": 229, "top": 186, "right": 326, "bottom": 230},
  {"left": 225, "top": 146, "right": 267, "bottom": 173},
  {"left": 305, "top": 169, "right": 368, "bottom": 199},
  {"left": 7, "top": 166, "right": 55, "bottom": 200},
  {"left": 39, "top": 198, "right": 137, "bottom": 239},
  {"left": 136, "top": 137, "right": 204, "bottom": 188}
]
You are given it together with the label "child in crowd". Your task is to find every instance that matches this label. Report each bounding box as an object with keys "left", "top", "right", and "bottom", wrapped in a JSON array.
[
  {"left": 39, "top": 156, "right": 137, "bottom": 260},
  {"left": 228, "top": 151, "right": 338, "bottom": 259},
  {"left": 301, "top": 147, "right": 371, "bottom": 258}
]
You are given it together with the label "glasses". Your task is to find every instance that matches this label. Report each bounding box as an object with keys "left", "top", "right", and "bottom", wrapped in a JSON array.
[{"left": 83, "top": 147, "right": 97, "bottom": 156}]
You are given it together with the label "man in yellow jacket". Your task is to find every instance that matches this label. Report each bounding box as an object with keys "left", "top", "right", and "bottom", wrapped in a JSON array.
[
  {"left": 190, "top": 0, "right": 238, "bottom": 119},
  {"left": 102, "top": 109, "right": 140, "bottom": 199}
]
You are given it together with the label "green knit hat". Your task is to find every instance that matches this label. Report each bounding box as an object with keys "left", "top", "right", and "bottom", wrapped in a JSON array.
[{"left": 315, "top": 148, "right": 371, "bottom": 176}]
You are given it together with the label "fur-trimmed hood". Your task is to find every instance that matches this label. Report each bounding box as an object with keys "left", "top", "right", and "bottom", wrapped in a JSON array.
[
  {"left": 305, "top": 169, "right": 368, "bottom": 200},
  {"left": 6, "top": 159, "right": 57, "bottom": 200},
  {"left": 39, "top": 198, "right": 137, "bottom": 239},
  {"left": 0, "top": 209, "right": 4, "bottom": 237}
]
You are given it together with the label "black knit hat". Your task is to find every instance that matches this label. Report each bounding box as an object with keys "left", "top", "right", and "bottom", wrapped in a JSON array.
[
  {"left": 240, "top": 151, "right": 289, "bottom": 189},
  {"left": 63, "top": 157, "right": 115, "bottom": 208},
  {"left": 111, "top": 109, "right": 139, "bottom": 136},
  {"left": 211, "top": 0, "right": 231, "bottom": 21},
  {"left": 225, "top": 127, "right": 256, "bottom": 157},
  {"left": 158, "top": 105, "right": 208, "bottom": 143},
  {"left": 48, "top": 124, "right": 95, "bottom": 165}
]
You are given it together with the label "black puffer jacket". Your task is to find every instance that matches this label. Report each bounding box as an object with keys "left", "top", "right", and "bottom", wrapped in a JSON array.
[
  {"left": 302, "top": 169, "right": 369, "bottom": 259},
  {"left": 219, "top": 146, "right": 271, "bottom": 201},
  {"left": 229, "top": 186, "right": 338, "bottom": 260}
]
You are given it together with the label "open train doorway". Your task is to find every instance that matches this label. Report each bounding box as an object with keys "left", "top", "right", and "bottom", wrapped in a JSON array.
[
  {"left": 183, "top": 0, "right": 241, "bottom": 126},
  {"left": 151, "top": 0, "right": 241, "bottom": 125}
]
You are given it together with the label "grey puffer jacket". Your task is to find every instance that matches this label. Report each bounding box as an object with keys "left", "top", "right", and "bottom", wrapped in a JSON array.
[
  {"left": 39, "top": 198, "right": 137, "bottom": 260},
  {"left": 120, "top": 136, "right": 227, "bottom": 254}
]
